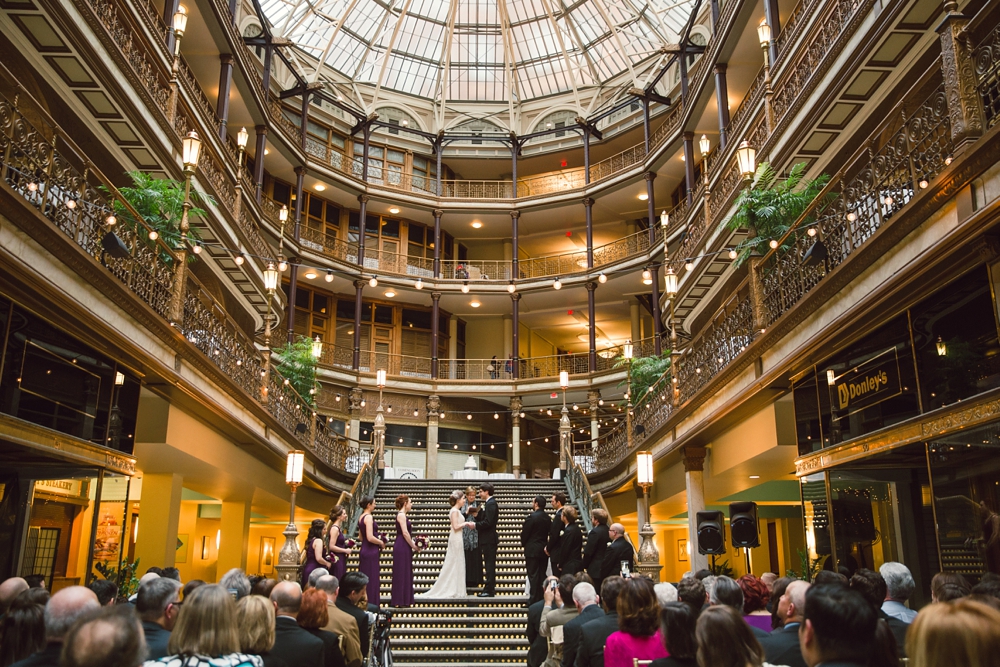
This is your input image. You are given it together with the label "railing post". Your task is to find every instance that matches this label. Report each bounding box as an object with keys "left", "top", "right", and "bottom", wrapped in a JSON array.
[
  {"left": 748, "top": 256, "right": 767, "bottom": 333},
  {"left": 937, "top": 3, "right": 984, "bottom": 155}
]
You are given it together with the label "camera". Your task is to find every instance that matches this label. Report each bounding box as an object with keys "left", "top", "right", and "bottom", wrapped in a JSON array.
[
  {"left": 550, "top": 580, "right": 558, "bottom": 590},
  {"left": 620, "top": 561, "right": 631, "bottom": 578}
]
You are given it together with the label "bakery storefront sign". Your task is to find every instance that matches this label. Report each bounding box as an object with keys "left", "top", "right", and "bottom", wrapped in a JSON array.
[{"left": 829, "top": 348, "right": 902, "bottom": 417}]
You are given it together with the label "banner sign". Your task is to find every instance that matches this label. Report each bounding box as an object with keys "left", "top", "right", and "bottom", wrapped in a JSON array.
[{"left": 828, "top": 347, "right": 901, "bottom": 418}]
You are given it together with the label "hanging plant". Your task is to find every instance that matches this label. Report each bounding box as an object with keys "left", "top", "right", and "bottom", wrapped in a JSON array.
[
  {"left": 614, "top": 351, "right": 671, "bottom": 405},
  {"left": 723, "top": 162, "right": 830, "bottom": 267},
  {"left": 273, "top": 336, "right": 319, "bottom": 407},
  {"left": 103, "top": 171, "right": 214, "bottom": 262}
]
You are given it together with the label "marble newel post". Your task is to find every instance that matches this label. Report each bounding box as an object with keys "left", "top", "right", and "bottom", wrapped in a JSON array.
[
  {"left": 426, "top": 395, "right": 440, "bottom": 479},
  {"left": 588, "top": 390, "right": 600, "bottom": 455},
  {"left": 559, "top": 405, "right": 571, "bottom": 473},
  {"left": 635, "top": 480, "right": 662, "bottom": 582},
  {"left": 510, "top": 396, "right": 522, "bottom": 478},
  {"left": 684, "top": 446, "right": 709, "bottom": 572}
]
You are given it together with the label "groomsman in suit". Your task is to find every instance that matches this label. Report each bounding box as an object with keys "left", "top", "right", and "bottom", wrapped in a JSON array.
[
  {"left": 582, "top": 509, "right": 610, "bottom": 593},
  {"left": 474, "top": 483, "right": 499, "bottom": 597},
  {"left": 545, "top": 492, "right": 568, "bottom": 575},
  {"left": 599, "top": 523, "right": 635, "bottom": 582},
  {"left": 521, "top": 495, "right": 551, "bottom": 605}
]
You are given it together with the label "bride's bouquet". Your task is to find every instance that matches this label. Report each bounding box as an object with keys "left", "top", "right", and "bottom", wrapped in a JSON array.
[{"left": 414, "top": 534, "right": 429, "bottom": 552}]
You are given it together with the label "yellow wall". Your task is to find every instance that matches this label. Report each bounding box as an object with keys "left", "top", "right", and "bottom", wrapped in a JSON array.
[{"left": 465, "top": 317, "right": 506, "bottom": 359}]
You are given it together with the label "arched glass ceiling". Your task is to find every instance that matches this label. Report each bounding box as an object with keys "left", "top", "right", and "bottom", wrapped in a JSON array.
[{"left": 259, "top": 0, "right": 696, "bottom": 103}]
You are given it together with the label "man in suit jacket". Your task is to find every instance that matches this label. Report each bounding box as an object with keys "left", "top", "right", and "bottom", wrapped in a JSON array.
[
  {"left": 576, "top": 576, "right": 625, "bottom": 667},
  {"left": 546, "top": 492, "right": 568, "bottom": 576},
  {"left": 316, "top": 576, "right": 363, "bottom": 667},
  {"left": 474, "top": 483, "right": 499, "bottom": 596},
  {"left": 11, "top": 586, "right": 100, "bottom": 667},
  {"left": 336, "top": 573, "right": 371, "bottom": 659},
  {"left": 799, "top": 585, "right": 876, "bottom": 667},
  {"left": 582, "top": 509, "right": 610, "bottom": 592},
  {"left": 561, "top": 582, "right": 604, "bottom": 667},
  {"left": 760, "top": 580, "right": 809, "bottom": 667},
  {"left": 522, "top": 495, "right": 552, "bottom": 605},
  {"left": 599, "top": 523, "right": 635, "bottom": 582},
  {"left": 267, "top": 582, "right": 324, "bottom": 667},
  {"left": 135, "top": 577, "right": 182, "bottom": 660}
]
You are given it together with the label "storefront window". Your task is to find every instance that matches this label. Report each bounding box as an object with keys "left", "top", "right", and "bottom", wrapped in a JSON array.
[
  {"left": 793, "top": 372, "right": 822, "bottom": 456},
  {"left": 800, "top": 472, "right": 829, "bottom": 579},
  {"left": 927, "top": 424, "right": 1000, "bottom": 585},
  {"left": 912, "top": 266, "right": 1000, "bottom": 411}
]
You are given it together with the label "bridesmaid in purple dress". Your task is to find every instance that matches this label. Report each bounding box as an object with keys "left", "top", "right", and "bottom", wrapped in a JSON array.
[
  {"left": 326, "top": 504, "right": 350, "bottom": 582},
  {"left": 358, "top": 496, "right": 385, "bottom": 607},
  {"left": 301, "top": 519, "right": 331, "bottom": 589},
  {"left": 391, "top": 495, "right": 418, "bottom": 607}
]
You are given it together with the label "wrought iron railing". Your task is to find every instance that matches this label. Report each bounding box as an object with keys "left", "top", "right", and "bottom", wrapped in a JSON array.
[{"left": 343, "top": 449, "right": 380, "bottom": 538}]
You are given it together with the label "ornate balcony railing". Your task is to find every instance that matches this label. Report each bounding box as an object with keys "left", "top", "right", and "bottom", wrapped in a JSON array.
[
  {"left": 974, "top": 20, "right": 1000, "bottom": 130},
  {"left": 0, "top": 66, "right": 349, "bottom": 473}
]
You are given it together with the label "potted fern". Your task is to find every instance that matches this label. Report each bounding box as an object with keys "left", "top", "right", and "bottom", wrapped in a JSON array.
[
  {"left": 273, "top": 336, "right": 320, "bottom": 406},
  {"left": 615, "top": 351, "right": 671, "bottom": 405},
  {"left": 723, "top": 162, "right": 830, "bottom": 267}
]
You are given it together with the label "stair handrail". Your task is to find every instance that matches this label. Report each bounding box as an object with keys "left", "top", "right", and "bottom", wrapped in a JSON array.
[
  {"left": 339, "top": 447, "right": 380, "bottom": 538},
  {"left": 566, "top": 465, "right": 639, "bottom": 554}
]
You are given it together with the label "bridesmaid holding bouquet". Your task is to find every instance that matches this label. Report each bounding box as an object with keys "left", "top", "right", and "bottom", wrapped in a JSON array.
[
  {"left": 358, "top": 496, "right": 385, "bottom": 607},
  {"left": 391, "top": 494, "right": 419, "bottom": 607},
  {"left": 325, "top": 504, "right": 350, "bottom": 582}
]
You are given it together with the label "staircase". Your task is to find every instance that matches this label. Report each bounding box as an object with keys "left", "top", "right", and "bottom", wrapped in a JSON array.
[{"left": 346, "top": 478, "right": 568, "bottom": 666}]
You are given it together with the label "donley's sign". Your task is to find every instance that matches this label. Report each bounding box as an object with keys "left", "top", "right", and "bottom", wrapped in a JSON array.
[{"left": 828, "top": 347, "right": 902, "bottom": 418}]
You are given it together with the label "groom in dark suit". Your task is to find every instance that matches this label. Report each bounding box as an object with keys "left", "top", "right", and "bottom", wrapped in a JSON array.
[{"left": 474, "top": 483, "right": 499, "bottom": 597}]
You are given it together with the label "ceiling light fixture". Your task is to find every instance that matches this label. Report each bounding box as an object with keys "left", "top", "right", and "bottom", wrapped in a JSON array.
[
  {"left": 638, "top": 193, "right": 648, "bottom": 201},
  {"left": 471, "top": 221, "right": 483, "bottom": 228},
  {"left": 389, "top": 206, "right": 400, "bottom": 214},
  {"left": 325, "top": 270, "right": 334, "bottom": 282},
  {"left": 384, "top": 289, "right": 396, "bottom": 298},
  {"left": 314, "top": 184, "right": 326, "bottom": 191},
  {"left": 304, "top": 266, "right": 317, "bottom": 279},
  {"left": 470, "top": 300, "right": 481, "bottom": 308}
]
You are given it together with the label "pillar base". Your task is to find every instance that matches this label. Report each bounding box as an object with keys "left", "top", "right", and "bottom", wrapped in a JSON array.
[{"left": 275, "top": 522, "right": 300, "bottom": 583}]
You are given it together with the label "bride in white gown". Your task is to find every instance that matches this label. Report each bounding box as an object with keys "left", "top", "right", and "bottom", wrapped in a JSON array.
[{"left": 417, "top": 490, "right": 472, "bottom": 598}]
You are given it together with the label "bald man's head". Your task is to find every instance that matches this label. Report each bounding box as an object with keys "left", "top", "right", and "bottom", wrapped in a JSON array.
[
  {"left": 270, "top": 581, "right": 302, "bottom": 616},
  {"left": 61, "top": 605, "right": 145, "bottom": 667},
  {"left": 0, "top": 577, "right": 29, "bottom": 613},
  {"left": 46, "top": 586, "right": 100, "bottom": 641},
  {"left": 780, "top": 580, "right": 810, "bottom": 625},
  {"left": 609, "top": 523, "right": 626, "bottom": 540}
]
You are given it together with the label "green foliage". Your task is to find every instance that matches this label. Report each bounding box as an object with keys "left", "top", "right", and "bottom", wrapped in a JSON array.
[
  {"left": 710, "top": 559, "right": 735, "bottom": 577},
  {"left": 105, "top": 171, "right": 214, "bottom": 261},
  {"left": 724, "top": 162, "right": 831, "bottom": 267},
  {"left": 614, "top": 351, "right": 671, "bottom": 406},
  {"left": 273, "top": 336, "right": 319, "bottom": 406},
  {"left": 93, "top": 557, "right": 141, "bottom": 599},
  {"left": 786, "top": 547, "right": 823, "bottom": 581}
]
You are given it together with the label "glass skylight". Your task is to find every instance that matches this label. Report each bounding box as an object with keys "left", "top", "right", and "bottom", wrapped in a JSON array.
[{"left": 259, "top": 0, "right": 697, "bottom": 103}]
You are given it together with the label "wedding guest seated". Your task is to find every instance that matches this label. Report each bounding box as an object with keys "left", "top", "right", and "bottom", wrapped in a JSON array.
[
  {"left": 87, "top": 580, "right": 117, "bottom": 607},
  {"left": 560, "top": 582, "right": 602, "bottom": 667},
  {"left": 161, "top": 569, "right": 181, "bottom": 584},
  {"left": 676, "top": 577, "right": 706, "bottom": 620},
  {"left": 603, "top": 576, "right": 667, "bottom": 667},
  {"left": 767, "top": 577, "right": 793, "bottom": 629},
  {"left": 653, "top": 582, "right": 677, "bottom": 608},
  {"left": 235, "top": 595, "right": 275, "bottom": 664},
  {"left": 738, "top": 575, "right": 772, "bottom": 634},
  {"left": 0, "top": 578, "right": 29, "bottom": 619},
  {"left": 709, "top": 576, "right": 769, "bottom": 639},
  {"left": 267, "top": 582, "right": 324, "bottom": 667},
  {"left": 0, "top": 597, "right": 45, "bottom": 667},
  {"left": 798, "top": 585, "right": 876, "bottom": 667},
  {"left": 315, "top": 576, "right": 362, "bottom": 667},
  {"left": 527, "top": 576, "right": 558, "bottom": 667},
  {"left": 878, "top": 562, "right": 917, "bottom": 623},
  {"left": 135, "top": 577, "right": 182, "bottom": 660},
  {"left": 540, "top": 575, "right": 578, "bottom": 667},
  {"left": 848, "top": 569, "right": 907, "bottom": 654},
  {"left": 251, "top": 579, "right": 277, "bottom": 599},
  {"left": 220, "top": 569, "right": 252, "bottom": 601},
  {"left": 142, "top": 584, "right": 261, "bottom": 667},
  {"left": 930, "top": 571, "right": 970, "bottom": 602},
  {"left": 970, "top": 573, "right": 1000, "bottom": 606},
  {"left": 336, "top": 573, "right": 370, "bottom": 659},
  {"left": 61, "top": 605, "right": 146, "bottom": 667},
  {"left": 11, "top": 586, "right": 99, "bottom": 667},
  {"left": 906, "top": 598, "right": 1000, "bottom": 667},
  {"left": 649, "top": 602, "right": 698, "bottom": 667},
  {"left": 694, "top": 606, "right": 766, "bottom": 667},
  {"left": 298, "top": 589, "right": 345, "bottom": 667},
  {"left": 759, "top": 580, "right": 809, "bottom": 667},
  {"left": 812, "top": 570, "right": 847, "bottom": 587},
  {"left": 307, "top": 569, "right": 329, "bottom": 591},
  {"left": 576, "top": 576, "right": 624, "bottom": 667},
  {"left": 181, "top": 580, "right": 205, "bottom": 601}
]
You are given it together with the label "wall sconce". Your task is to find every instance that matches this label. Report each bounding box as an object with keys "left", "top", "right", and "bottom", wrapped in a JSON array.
[{"left": 936, "top": 337, "right": 947, "bottom": 357}]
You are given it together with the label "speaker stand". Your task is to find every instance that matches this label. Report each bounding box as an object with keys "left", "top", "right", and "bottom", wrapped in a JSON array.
[
  {"left": 744, "top": 547, "right": 752, "bottom": 576},
  {"left": 710, "top": 554, "right": 716, "bottom": 573}
]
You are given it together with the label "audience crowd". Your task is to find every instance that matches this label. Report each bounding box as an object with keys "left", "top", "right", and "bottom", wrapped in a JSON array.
[
  {"left": 2, "top": 554, "right": 999, "bottom": 667},
  {"left": 525, "top": 562, "right": 1000, "bottom": 667}
]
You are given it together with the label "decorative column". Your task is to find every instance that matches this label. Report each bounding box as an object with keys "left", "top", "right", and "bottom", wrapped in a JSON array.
[
  {"left": 748, "top": 257, "right": 767, "bottom": 333},
  {"left": 764, "top": 0, "right": 781, "bottom": 64},
  {"left": 253, "top": 125, "right": 267, "bottom": 203},
  {"left": 709, "top": 0, "right": 720, "bottom": 29},
  {"left": 683, "top": 132, "right": 696, "bottom": 205},
  {"left": 510, "top": 135, "right": 518, "bottom": 198},
  {"left": 374, "top": 401, "right": 386, "bottom": 473},
  {"left": 510, "top": 396, "right": 522, "bottom": 478},
  {"left": 631, "top": 300, "right": 641, "bottom": 342},
  {"left": 503, "top": 315, "right": 513, "bottom": 360},
  {"left": 586, "top": 282, "right": 597, "bottom": 372},
  {"left": 641, "top": 98, "right": 651, "bottom": 153},
  {"left": 357, "top": 195, "right": 369, "bottom": 268},
  {"left": 163, "top": 0, "right": 180, "bottom": 55},
  {"left": 559, "top": 404, "right": 571, "bottom": 472},
  {"left": 433, "top": 209, "right": 442, "bottom": 278},
  {"left": 684, "top": 446, "right": 709, "bottom": 573},
  {"left": 714, "top": 65, "right": 731, "bottom": 149},
  {"left": 348, "top": 387, "right": 363, "bottom": 453},
  {"left": 583, "top": 197, "right": 594, "bottom": 267},
  {"left": 285, "top": 263, "right": 298, "bottom": 344},
  {"left": 431, "top": 292, "right": 441, "bottom": 379},
  {"left": 511, "top": 292, "right": 521, "bottom": 379},
  {"left": 938, "top": 3, "right": 984, "bottom": 154},
  {"left": 448, "top": 317, "right": 458, "bottom": 379},
  {"left": 635, "top": 479, "right": 663, "bottom": 582},
  {"left": 588, "top": 390, "right": 600, "bottom": 454},
  {"left": 644, "top": 172, "right": 663, "bottom": 355},
  {"left": 511, "top": 211, "right": 520, "bottom": 280},
  {"left": 352, "top": 279, "right": 365, "bottom": 370},
  {"left": 216, "top": 55, "right": 233, "bottom": 142},
  {"left": 293, "top": 167, "right": 305, "bottom": 241},
  {"left": 426, "top": 395, "right": 440, "bottom": 478}
]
